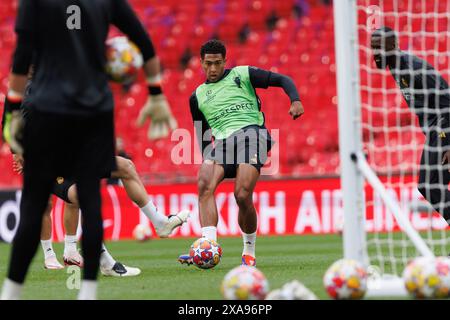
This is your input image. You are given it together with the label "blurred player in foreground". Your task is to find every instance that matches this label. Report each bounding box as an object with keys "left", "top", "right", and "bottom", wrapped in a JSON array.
[
  {"left": 13, "top": 154, "right": 188, "bottom": 276},
  {"left": 10, "top": 65, "right": 186, "bottom": 274},
  {"left": 179, "top": 39, "right": 304, "bottom": 267},
  {"left": 1, "top": 0, "right": 177, "bottom": 300},
  {"left": 371, "top": 27, "right": 450, "bottom": 225}
]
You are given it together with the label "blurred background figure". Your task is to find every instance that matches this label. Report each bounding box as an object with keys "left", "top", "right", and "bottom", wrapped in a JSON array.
[{"left": 0, "top": 0, "right": 336, "bottom": 188}]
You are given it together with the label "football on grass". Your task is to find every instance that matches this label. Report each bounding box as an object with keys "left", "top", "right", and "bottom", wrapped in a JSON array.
[
  {"left": 323, "top": 259, "right": 368, "bottom": 299},
  {"left": 221, "top": 265, "right": 269, "bottom": 300},
  {"left": 132, "top": 224, "right": 152, "bottom": 242},
  {"left": 403, "top": 256, "right": 450, "bottom": 299},
  {"left": 189, "top": 237, "right": 222, "bottom": 269},
  {"left": 105, "top": 36, "right": 143, "bottom": 84}
]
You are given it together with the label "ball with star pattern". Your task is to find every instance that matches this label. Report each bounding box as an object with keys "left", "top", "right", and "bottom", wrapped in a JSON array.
[
  {"left": 403, "top": 256, "right": 450, "bottom": 299},
  {"left": 221, "top": 265, "right": 269, "bottom": 300},
  {"left": 189, "top": 237, "right": 223, "bottom": 269},
  {"left": 323, "top": 259, "right": 368, "bottom": 300}
]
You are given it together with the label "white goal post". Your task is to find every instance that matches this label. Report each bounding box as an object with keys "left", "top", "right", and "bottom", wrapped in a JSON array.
[{"left": 333, "top": 0, "right": 448, "bottom": 297}]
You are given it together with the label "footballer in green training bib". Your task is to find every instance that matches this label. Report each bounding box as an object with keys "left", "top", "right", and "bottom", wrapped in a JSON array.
[{"left": 195, "top": 66, "right": 264, "bottom": 140}]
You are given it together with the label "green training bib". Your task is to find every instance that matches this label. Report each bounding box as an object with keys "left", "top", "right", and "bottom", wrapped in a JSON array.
[{"left": 195, "top": 66, "right": 264, "bottom": 140}]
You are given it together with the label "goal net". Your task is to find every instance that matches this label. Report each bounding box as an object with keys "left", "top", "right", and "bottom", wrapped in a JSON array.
[{"left": 335, "top": 0, "right": 450, "bottom": 296}]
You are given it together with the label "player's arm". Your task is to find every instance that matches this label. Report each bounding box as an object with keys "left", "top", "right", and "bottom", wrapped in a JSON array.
[
  {"left": 190, "top": 93, "right": 212, "bottom": 158},
  {"left": 416, "top": 69, "right": 450, "bottom": 168},
  {"left": 12, "top": 153, "right": 24, "bottom": 174},
  {"left": 424, "top": 72, "right": 450, "bottom": 167},
  {"left": 1, "top": 0, "right": 36, "bottom": 154},
  {"left": 112, "top": 0, "right": 177, "bottom": 140},
  {"left": 1, "top": 74, "right": 27, "bottom": 154},
  {"left": 417, "top": 71, "right": 450, "bottom": 141},
  {"left": 248, "top": 66, "right": 304, "bottom": 120}
]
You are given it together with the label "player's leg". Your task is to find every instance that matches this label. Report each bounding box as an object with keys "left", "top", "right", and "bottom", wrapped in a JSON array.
[
  {"left": 234, "top": 164, "right": 260, "bottom": 266},
  {"left": 98, "top": 239, "right": 141, "bottom": 277},
  {"left": 40, "top": 200, "right": 53, "bottom": 241},
  {"left": 178, "top": 161, "right": 224, "bottom": 265},
  {"left": 55, "top": 180, "right": 129, "bottom": 272},
  {"left": 51, "top": 180, "right": 84, "bottom": 267},
  {"left": 75, "top": 176, "right": 103, "bottom": 300},
  {"left": 442, "top": 165, "right": 450, "bottom": 224},
  {"left": 111, "top": 156, "right": 148, "bottom": 207},
  {"left": 1, "top": 171, "right": 54, "bottom": 299},
  {"left": 1, "top": 108, "right": 61, "bottom": 299},
  {"left": 198, "top": 160, "right": 226, "bottom": 240},
  {"left": 418, "top": 139, "right": 450, "bottom": 224},
  {"left": 234, "top": 125, "right": 273, "bottom": 266},
  {"left": 419, "top": 166, "right": 450, "bottom": 223},
  {"left": 62, "top": 198, "right": 84, "bottom": 267},
  {"left": 439, "top": 142, "right": 450, "bottom": 223},
  {"left": 73, "top": 110, "right": 117, "bottom": 299},
  {"left": 40, "top": 199, "right": 64, "bottom": 270},
  {"left": 63, "top": 181, "right": 140, "bottom": 277},
  {"left": 111, "top": 156, "right": 189, "bottom": 237}
]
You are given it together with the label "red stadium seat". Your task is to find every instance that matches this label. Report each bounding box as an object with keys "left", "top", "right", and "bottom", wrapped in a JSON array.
[{"left": 5, "top": 0, "right": 444, "bottom": 185}]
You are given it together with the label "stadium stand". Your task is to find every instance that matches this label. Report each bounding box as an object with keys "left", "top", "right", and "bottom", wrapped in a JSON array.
[{"left": 0, "top": 0, "right": 340, "bottom": 187}]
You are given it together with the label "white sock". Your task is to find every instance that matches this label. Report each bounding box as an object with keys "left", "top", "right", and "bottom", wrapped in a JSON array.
[
  {"left": 140, "top": 200, "right": 168, "bottom": 230},
  {"left": 100, "top": 243, "right": 116, "bottom": 269},
  {"left": 41, "top": 239, "right": 56, "bottom": 259},
  {"left": 77, "top": 280, "right": 97, "bottom": 300},
  {"left": 1, "top": 279, "right": 22, "bottom": 300},
  {"left": 64, "top": 235, "right": 78, "bottom": 255},
  {"left": 201, "top": 226, "right": 217, "bottom": 241},
  {"left": 242, "top": 232, "right": 256, "bottom": 257}
]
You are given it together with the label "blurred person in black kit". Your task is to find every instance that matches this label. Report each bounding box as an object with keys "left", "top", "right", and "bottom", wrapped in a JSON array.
[{"left": 1, "top": 0, "right": 179, "bottom": 300}]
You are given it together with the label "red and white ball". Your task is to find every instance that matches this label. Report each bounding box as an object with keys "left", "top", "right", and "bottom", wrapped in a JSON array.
[
  {"left": 403, "top": 256, "right": 450, "bottom": 299},
  {"left": 323, "top": 259, "right": 368, "bottom": 299},
  {"left": 132, "top": 224, "right": 152, "bottom": 242},
  {"left": 221, "top": 266, "right": 269, "bottom": 300},
  {"left": 105, "top": 36, "right": 143, "bottom": 84},
  {"left": 189, "top": 237, "right": 222, "bottom": 269}
]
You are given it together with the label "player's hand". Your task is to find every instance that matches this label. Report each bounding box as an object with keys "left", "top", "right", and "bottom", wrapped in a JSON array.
[
  {"left": 3, "top": 110, "right": 24, "bottom": 155},
  {"left": 289, "top": 101, "right": 304, "bottom": 120},
  {"left": 12, "top": 154, "right": 24, "bottom": 174},
  {"left": 442, "top": 150, "right": 450, "bottom": 171},
  {"left": 136, "top": 94, "right": 178, "bottom": 140}
]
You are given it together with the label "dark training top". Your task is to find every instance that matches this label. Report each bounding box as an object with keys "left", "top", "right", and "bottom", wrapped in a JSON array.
[
  {"left": 190, "top": 66, "right": 300, "bottom": 155},
  {"left": 389, "top": 52, "right": 450, "bottom": 139},
  {"left": 20, "top": 81, "right": 32, "bottom": 121},
  {"left": 13, "top": 0, "right": 155, "bottom": 116}
]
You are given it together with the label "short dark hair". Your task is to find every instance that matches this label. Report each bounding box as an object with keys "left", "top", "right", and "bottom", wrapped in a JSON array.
[
  {"left": 372, "top": 26, "right": 396, "bottom": 40},
  {"left": 200, "top": 39, "right": 226, "bottom": 59}
]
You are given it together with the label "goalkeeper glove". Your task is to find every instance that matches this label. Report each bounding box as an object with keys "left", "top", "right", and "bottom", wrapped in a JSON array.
[
  {"left": 2, "top": 95, "right": 24, "bottom": 155},
  {"left": 136, "top": 93, "right": 178, "bottom": 140}
]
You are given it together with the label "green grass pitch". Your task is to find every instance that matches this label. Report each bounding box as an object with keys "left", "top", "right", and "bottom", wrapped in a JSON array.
[{"left": 0, "top": 234, "right": 343, "bottom": 300}]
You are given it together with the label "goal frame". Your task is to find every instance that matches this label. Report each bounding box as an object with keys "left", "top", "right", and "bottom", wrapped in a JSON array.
[{"left": 333, "top": 0, "right": 435, "bottom": 298}]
